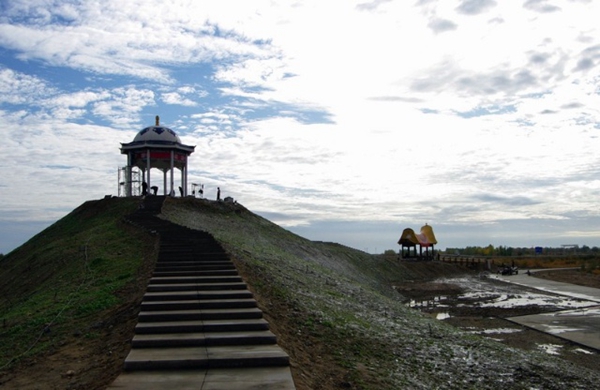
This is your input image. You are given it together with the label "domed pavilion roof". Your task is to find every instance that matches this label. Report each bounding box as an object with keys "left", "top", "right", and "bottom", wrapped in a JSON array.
[
  {"left": 133, "top": 125, "right": 181, "bottom": 143},
  {"left": 120, "top": 116, "right": 195, "bottom": 154}
]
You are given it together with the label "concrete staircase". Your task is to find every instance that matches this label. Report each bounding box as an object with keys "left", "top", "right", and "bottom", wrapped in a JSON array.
[{"left": 109, "top": 196, "right": 296, "bottom": 389}]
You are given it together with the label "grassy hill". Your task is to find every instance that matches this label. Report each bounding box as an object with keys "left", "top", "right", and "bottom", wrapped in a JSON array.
[
  {"left": 1, "top": 197, "right": 599, "bottom": 389},
  {"left": 0, "top": 197, "right": 158, "bottom": 389}
]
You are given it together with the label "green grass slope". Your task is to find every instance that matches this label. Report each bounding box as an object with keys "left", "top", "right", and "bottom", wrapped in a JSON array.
[{"left": 0, "top": 197, "right": 156, "bottom": 388}]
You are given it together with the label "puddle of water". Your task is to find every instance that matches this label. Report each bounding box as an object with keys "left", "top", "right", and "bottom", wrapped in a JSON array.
[
  {"left": 477, "top": 328, "right": 523, "bottom": 335},
  {"left": 406, "top": 298, "right": 453, "bottom": 320},
  {"left": 553, "top": 307, "right": 600, "bottom": 316},
  {"left": 406, "top": 275, "right": 599, "bottom": 342},
  {"left": 429, "top": 277, "right": 597, "bottom": 310},
  {"left": 436, "top": 312, "right": 451, "bottom": 320},
  {"left": 408, "top": 296, "right": 449, "bottom": 308},
  {"left": 538, "top": 343, "right": 563, "bottom": 355},
  {"left": 456, "top": 291, "right": 592, "bottom": 309},
  {"left": 573, "top": 348, "right": 594, "bottom": 355},
  {"left": 544, "top": 325, "right": 584, "bottom": 335}
]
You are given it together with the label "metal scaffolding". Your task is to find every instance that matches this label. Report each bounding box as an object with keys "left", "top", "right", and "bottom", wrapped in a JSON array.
[{"left": 118, "top": 166, "right": 142, "bottom": 197}]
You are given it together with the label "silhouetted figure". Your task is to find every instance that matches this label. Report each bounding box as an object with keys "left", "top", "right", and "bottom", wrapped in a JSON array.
[
  {"left": 217, "top": 187, "right": 221, "bottom": 201},
  {"left": 151, "top": 186, "right": 158, "bottom": 195},
  {"left": 178, "top": 186, "right": 183, "bottom": 197},
  {"left": 141, "top": 181, "right": 148, "bottom": 196}
]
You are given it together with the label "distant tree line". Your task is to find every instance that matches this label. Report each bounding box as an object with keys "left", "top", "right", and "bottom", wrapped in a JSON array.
[{"left": 443, "top": 245, "right": 600, "bottom": 257}]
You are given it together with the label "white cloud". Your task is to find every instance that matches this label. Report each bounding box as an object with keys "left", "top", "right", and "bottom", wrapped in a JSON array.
[
  {"left": 161, "top": 92, "right": 196, "bottom": 107},
  {"left": 0, "top": 67, "right": 51, "bottom": 104},
  {"left": 0, "top": 114, "right": 129, "bottom": 222},
  {"left": 160, "top": 86, "right": 208, "bottom": 107},
  {"left": 91, "top": 87, "right": 156, "bottom": 127},
  {"left": 0, "top": 1, "right": 279, "bottom": 81},
  {"left": 2, "top": 0, "right": 600, "bottom": 253},
  {"left": 456, "top": 0, "right": 497, "bottom": 15}
]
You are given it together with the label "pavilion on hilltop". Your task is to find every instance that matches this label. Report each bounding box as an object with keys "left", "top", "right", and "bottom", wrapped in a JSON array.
[{"left": 119, "top": 116, "right": 195, "bottom": 197}]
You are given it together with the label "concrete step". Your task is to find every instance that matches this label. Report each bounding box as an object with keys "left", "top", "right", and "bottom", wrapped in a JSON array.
[
  {"left": 146, "top": 282, "right": 247, "bottom": 292},
  {"left": 124, "top": 345, "right": 290, "bottom": 371},
  {"left": 159, "top": 248, "right": 221, "bottom": 251},
  {"left": 138, "top": 307, "right": 263, "bottom": 322},
  {"left": 152, "top": 269, "right": 238, "bottom": 277},
  {"left": 131, "top": 330, "right": 277, "bottom": 348},
  {"left": 159, "top": 243, "right": 221, "bottom": 248},
  {"left": 140, "top": 298, "right": 257, "bottom": 311},
  {"left": 142, "top": 290, "right": 253, "bottom": 302},
  {"left": 155, "top": 260, "right": 235, "bottom": 271},
  {"left": 155, "top": 261, "right": 232, "bottom": 267},
  {"left": 156, "top": 259, "right": 230, "bottom": 265},
  {"left": 135, "top": 318, "right": 270, "bottom": 334},
  {"left": 157, "top": 254, "right": 230, "bottom": 261},
  {"left": 149, "top": 275, "right": 243, "bottom": 284},
  {"left": 154, "top": 263, "right": 235, "bottom": 275},
  {"left": 158, "top": 251, "right": 228, "bottom": 256},
  {"left": 109, "top": 367, "right": 296, "bottom": 389}
]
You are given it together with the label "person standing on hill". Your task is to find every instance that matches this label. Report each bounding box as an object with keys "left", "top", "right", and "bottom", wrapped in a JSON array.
[{"left": 217, "top": 187, "right": 221, "bottom": 201}]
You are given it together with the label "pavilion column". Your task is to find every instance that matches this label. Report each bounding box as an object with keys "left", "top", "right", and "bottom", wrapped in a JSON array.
[
  {"left": 163, "top": 171, "right": 167, "bottom": 196},
  {"left": 181, "top": 165, "right": 185, "bottom": 197},
  {"left": 146, "top": 150, "right": 151, "bottom": 189},
  {"left": 126, "top": 152, "right": 133, "bottom": 197},
  {"left": 184, "top": 156, "right": 188, "bottom": 196},
  {"left": 180, "top": 167, "right": 183, "bottom": 197},
  {"left": 170, "top": 150, "right": 174, "bottom": 196}
]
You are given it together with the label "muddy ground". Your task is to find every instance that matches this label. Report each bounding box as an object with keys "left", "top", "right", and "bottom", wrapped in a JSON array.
[{"left": 396, "top": 269, "right": 600, "bottom": 374}]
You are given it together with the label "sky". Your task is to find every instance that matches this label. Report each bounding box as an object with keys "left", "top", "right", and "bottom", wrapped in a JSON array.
[{"left": 1, "top": 0, "right": 600, "bottom": 255}]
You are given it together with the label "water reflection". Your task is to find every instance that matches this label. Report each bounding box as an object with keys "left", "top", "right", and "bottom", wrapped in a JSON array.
[
  {"left": 407, "top": 296, "right": 448, "bottom": 308},
  {"left": 407, "top": 296, "right": 452, "bottom": 320},
  {"left": 436, "top": 312, "right": 451, "bottom": 320}
]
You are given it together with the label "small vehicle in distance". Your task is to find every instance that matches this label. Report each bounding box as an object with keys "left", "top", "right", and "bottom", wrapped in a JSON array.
[{"left": 498, "top": 265, "right": 518, "bottom": 275}]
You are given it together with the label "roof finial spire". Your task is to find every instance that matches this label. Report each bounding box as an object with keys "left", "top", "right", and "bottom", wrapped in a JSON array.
[{"left": 155, "top": 115, "right": 160, "bottom": 126}]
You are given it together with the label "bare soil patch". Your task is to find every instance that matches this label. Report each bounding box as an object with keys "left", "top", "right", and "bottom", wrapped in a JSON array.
[{"left": 394, "top": 281, "right": 464, "bottom": 300}]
